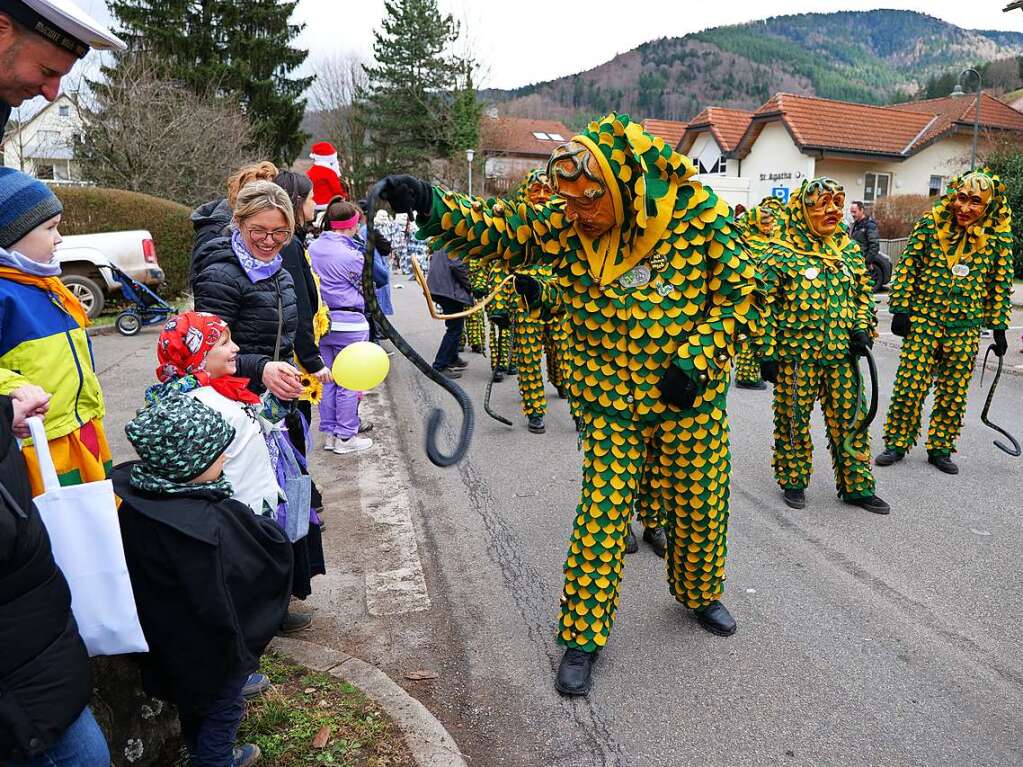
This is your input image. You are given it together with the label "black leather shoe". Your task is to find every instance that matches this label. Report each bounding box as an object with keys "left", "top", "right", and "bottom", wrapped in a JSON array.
[
  {"left": 928, "top": 454, "right": 959, "bottom": 475},
  {"left": 624, "top": 525, "right": 638, "bottom": 554},
  {"left": 556, "top": 385, "right": 568, "bottom": 399},
  {"left": 642, "top": 526, "right": 667, "bottom": 558},
  {"left": 693, "top": 601, "right": 737, "bottom": 637},
  {"left": 527, "top": 416, "right": 546, "bottom": 434},
  {"left": 439, "top": 367, "right": 462, "bottom": 379},
  {"left": 875, "top": 448, "right": 904, "bottom": 466},
  {"left": 735, "top": 379, "right": 767, "bottom": 390},
  {"left": 507, "top": 366, "right": 518, "bottom": 376},
  {"left": 492, "top": 369, "right": 505, "bottom": 383},
  {"left": 470, "top": 345, "right": 484, "bottom": 354},
  {"left": 844, "top": 495, "right": 891, "bottom": 515},
  {"left": 555, "top": 648, "right": 598, "bottom": 696},
  {"left": 783, "top": 489, "right": 806, "bottom": 509},
  {"left": 277, "top": 610, "right": 313, "bottom": 635},
  {"left": 450, "top": 357, "right": 468, "bottom": 369}
]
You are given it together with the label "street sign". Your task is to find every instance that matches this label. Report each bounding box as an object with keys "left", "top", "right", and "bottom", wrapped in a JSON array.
[{"left": 772, "top": 186, "right": 790, "bottom": 203}]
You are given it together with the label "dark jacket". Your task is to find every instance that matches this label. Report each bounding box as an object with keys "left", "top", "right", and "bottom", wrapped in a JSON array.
[
  {"left": 426, "top": 248, "right": 471, "bottom": 305},
  {"left": 279, "top": 235, "right": 325, "bottom": 374},
  {"left": 0, "top": 396, "right": 91, "bottom": 761},
  {"left": 190, "top": 198, "right": 233, "bottom": 269},
  {"left": 191, "top": 235, "right": 299, "bottom": 392},
  {"left": 851, "top": 216, "right": 881, "bottom": 262},
  {"left": 112, "top": 463, "right": 293, "bottom": 710},
  {"left": 0, "top": 103, "right": 10, "bottom": 139}
]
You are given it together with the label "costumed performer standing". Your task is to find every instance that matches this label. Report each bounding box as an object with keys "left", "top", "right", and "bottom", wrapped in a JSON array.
[
  {"left": 875, "top": 169, "right": 1013, "bottom": 475},
  {"left": 758, "top": 178, "right": 889, "bottom": 515},
  {"left": 379, "top": 113, "right": 759, "bottom": 697},
  {"left": 734, "top": 196, "right": 783, "bottom": 390}
]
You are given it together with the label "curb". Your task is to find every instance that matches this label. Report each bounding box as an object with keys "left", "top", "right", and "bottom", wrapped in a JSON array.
[
  {"left": 269, "top": 636, "right": 468, "bottom": 767},
  {"left": 87, "top": 324, "right": 116, "bottom": 337}
]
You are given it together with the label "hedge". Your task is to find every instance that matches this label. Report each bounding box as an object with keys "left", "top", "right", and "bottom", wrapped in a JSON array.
[{"left": 53, "top": 185, "right": 195, "bottom": 296}]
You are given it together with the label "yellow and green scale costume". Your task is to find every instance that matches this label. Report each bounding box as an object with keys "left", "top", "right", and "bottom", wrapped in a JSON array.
[
  {"left": 881, "top": 170, "right": 1013, "bottom": 458},
  {"left": 759, "top": 179, "right": 878, "bottom": 501},
  {"left": 463, "top": 260, "right": 488, "bottom": 354},
  {"left": 734, "top": 198, "right": 782, "bottom": 385},
  {"left": 485, "top": 259, "right": 518, "bottom": 374},
  {"left": 417, "top": 113, "right": 759, "bottom": 651}
]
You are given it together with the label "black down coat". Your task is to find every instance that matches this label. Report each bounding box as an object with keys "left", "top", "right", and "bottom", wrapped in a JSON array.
[
  {"left": 191, "top": 235, "right": 299, "bottom": 393},
  {"left": 279, "top": 235, "right": 326, "bottom": 375},
  {"left": 190, "top": 197, "right": 233, "bottom": 266},
  {"left": 0, "top": 396, "right": 91, "bottom": 761},
  {"left": 112, "top": 463, "right": 293, "bottom": 710}
]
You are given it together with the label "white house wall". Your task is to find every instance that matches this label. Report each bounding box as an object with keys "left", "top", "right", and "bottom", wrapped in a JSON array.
[
  {"left": 739, "top": 121, "right": 816, "bottom": 205},
  {"left": 2, "top": 95, "right": 82, "bottom": 180}
]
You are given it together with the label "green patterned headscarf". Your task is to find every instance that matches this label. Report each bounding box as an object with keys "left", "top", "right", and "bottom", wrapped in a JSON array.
[
  {"left": 126, "top": 394, "right": 235, "bottom": 497},
  {"left": 776, "top": 177, "right": 853, "bottom": 259},
  {"left": 931, "top": 167, "right": 1012, "bottom": 261}
]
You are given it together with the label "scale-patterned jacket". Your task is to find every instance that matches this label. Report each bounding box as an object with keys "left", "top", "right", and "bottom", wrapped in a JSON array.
[{"left": 417, "top": 113, "right": 759, "bottom": 423}]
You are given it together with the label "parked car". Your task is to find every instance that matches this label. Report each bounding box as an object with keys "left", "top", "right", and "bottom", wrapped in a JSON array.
[{"left": 56, "top": 230, "right": 165, "bottom": 319}]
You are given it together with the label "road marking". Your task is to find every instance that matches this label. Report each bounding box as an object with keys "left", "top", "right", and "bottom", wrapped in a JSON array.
[{"left": 356, "top": 389, "right": 432, "bottom": 617}]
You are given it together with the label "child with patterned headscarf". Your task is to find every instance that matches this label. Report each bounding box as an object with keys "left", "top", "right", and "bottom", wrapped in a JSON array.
[
  {"left": 113, "top": 395, "right": 292, "bottom": 767},
  {"left": 147, "top": 311, "right": 281, "bottom": 517}
]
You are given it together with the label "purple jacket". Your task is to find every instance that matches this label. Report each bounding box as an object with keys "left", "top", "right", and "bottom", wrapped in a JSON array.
[{"left": 309, "top": 233, "right": 365, "bottom": 315}]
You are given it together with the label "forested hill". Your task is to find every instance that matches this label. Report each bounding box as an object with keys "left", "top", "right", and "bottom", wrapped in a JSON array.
[{"left": 482, "top": 10, "right": 1023, "bottom": 129}]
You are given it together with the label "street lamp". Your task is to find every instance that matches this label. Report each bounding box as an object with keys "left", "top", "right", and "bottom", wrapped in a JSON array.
[
  {"left": 951, "top": 68, "right": 982, "bottom": 170},
  {"left": 466, "top": 148, "right": 475, "bottom": 195}
]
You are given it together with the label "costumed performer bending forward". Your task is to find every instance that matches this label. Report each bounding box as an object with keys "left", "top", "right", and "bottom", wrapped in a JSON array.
[{"left": 379, "top": 113, "right": 759, "bottom": 697}]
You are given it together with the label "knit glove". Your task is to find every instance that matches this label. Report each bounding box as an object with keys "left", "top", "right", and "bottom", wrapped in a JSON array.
[
  {"left": 491, "top": 313, "right": 510, "bottom": 330},
  {"left": 659, "top": 364, "right": 700, "bottom": 410},
  {"left": 760, "top": 360, "right": 779, "bottom": 384},
  {"left": 514, "top": 275, "right": 541, "bottom": 308},
  {"left": 849, "top": 330, "right": 873, "bottom": 358},
  {"left": 993, "top": 330, "right": 1008, "bottom": 358},
  {"left": 379, "top": 175, "right": 433, "bottom": 217},
  {"left": 890, "top": 312, "right": 910, "bottom": 338}
]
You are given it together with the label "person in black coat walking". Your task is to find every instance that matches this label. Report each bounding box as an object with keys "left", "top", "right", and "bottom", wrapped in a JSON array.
[
  {"left": 0, "top": 391, "right": 109, "bottom": 767},
  {"left": 426, "top": 246, "right": 472, "bottom": 377},
  {"left": 115, "top": 395, "right": 292, "bottom": 767}
]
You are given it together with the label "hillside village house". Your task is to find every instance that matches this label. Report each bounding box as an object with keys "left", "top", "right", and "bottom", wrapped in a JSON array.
[
  {"left": 1, "top": 93, "right": 83, "bottom": 182},
  {"left": 678, "top": 91, "right": 1023, "bottom": 210},
  {"left": 640, "top": 118, "right": 688, "bottom": 150},
  {"left": 478, "top": 114, "right": 573, "bottom": 195}
]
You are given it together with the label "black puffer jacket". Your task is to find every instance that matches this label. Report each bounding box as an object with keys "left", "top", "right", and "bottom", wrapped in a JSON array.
[
  {"left": 0, "top": 396, "right": 91, "bottom": 761},
  {"left": 191, "top": 235, "right": 299, "bottom": 392},
  {"left": 190, "top": 198, "right": 233, "bottom": 270}
]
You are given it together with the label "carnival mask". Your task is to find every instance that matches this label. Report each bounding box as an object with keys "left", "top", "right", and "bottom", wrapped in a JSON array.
[
  {"left": 548, "top": 142, "right": 616, "bottom": 239},
  {"left": 756, "top": 211, "right": 776, "bottom": 237},
  {"left": 951, "top": 172, "right": 993, "bottom": 230},
  {"left": 802, "top": 179, "right": 846, "bottom": 238},
  {"left": 525, "top": 173, "right": 554, "bottom": 205}
]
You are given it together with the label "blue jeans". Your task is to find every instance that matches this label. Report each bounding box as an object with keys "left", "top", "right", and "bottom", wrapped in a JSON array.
[
  {"left": 7, "top": 707, "right": 109, "bottom": 767},
  {"left": 433, "top": 296, "right": 466, "bottom": 370},
  {"left": 178, "top": 674, "right": 247, "bottom": 766}
]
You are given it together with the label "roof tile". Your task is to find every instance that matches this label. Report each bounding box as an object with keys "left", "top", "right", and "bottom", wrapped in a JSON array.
[
  {"left": 479, "top": 115, "right": 574, "bottom": 158},
  {"left": 641, "top": 118, "right": 689, "bottom": 149}
]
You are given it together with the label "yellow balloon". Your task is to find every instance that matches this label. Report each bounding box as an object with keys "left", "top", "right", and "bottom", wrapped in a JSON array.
[{"left": 331, "top": 341, "right": 390, "bottom": 391}]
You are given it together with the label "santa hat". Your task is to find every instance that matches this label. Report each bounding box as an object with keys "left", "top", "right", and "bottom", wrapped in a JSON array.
[{"left": 309, "top": 141, "right": 340, "bottom": 176}]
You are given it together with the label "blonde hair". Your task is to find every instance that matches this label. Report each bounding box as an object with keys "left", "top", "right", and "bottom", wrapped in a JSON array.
[
  {"left": 232, "top": 181, "right": 295, "bottom": 235},
  {"left": 226, "top": 161, "right": 279, "bottom": 208}
]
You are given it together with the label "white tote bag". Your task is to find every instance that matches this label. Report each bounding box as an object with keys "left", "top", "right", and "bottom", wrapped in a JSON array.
[{"left": 26, "top": 417, "right": 148, "bottom": 657}]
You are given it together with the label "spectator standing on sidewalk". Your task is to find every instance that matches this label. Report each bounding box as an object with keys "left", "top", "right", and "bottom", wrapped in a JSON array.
[
  {"left": 0, "top": 0, "right": 125, "bottom": 135},
  {"left": 426, "top": 246, "right": 472, "bottom": 379},
  {"left": 0, "top": 389, "right": 110, "bottom": 767},
  {"left": 850, "top": 201, "right": 880, "bottom": 265},
  {"left": 191, "top": 162, "right": 280, "bottom": 259},
  {"left": 308, "top": 198, "right": 388, "bottom": 455}
]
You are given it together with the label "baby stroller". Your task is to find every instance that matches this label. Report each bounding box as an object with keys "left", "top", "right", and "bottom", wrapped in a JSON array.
[{"left": 98, "top": 263, "right": 175, "bottom": 336}]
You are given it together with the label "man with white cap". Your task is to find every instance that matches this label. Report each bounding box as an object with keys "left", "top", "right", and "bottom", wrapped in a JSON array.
[{"left": 0, "top": 0, "right": 125, "bottom": 134}]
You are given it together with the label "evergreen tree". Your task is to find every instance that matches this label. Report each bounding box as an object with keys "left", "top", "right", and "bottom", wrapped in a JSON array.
[
  {"left": 362, "top": 0, "right": 460, "bottom": 178},
  {"left": 106, "top": 0, "right": 311, "bottom": 164}
]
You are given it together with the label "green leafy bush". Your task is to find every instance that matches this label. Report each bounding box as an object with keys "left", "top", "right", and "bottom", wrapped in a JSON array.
[
  {"left": 53, "top": 185, "right": 195, "bottom": 296},
  {"left": 982, "top": 150, "right": 1023, "bottom": 277}
]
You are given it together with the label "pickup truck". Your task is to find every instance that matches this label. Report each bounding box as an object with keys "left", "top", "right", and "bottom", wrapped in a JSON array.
[{"left": 56, "top": 230, "right": 165, "bottom": 319}]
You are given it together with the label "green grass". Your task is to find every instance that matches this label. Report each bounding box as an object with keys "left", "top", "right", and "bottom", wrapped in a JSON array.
[{"left": 176, "top": 652, "right": 415, "bottom": 767}]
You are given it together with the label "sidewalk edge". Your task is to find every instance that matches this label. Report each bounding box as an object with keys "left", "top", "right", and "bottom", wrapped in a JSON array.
[{"left": 269, "top": 636, "right": 468, "bottom": 767}]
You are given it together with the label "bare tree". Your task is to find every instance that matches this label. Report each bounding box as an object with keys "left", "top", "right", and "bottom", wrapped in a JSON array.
[
  {"left": 307, "top": 53, "right": 372, "bottom": 197},
  {"left": 76, "top": 55, "right": 266, "bottom": 207}
]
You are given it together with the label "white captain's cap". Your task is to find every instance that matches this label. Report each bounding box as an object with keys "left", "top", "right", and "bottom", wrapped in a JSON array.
[{"left": 0, "top": 0, "right": 126, "bottom": 58}]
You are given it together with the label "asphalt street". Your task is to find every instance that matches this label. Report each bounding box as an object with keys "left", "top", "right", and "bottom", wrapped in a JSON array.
[
  {"left": 91, "top": 283, "right": 1023, "bottom": 767},
  {"left": 379, "top": 278, "right": 1023, "bottom": 767}
]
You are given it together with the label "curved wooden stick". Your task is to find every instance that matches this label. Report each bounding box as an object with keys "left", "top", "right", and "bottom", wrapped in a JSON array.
[{"left": 411, "top": 256, "right": 515, "bottom": 320}]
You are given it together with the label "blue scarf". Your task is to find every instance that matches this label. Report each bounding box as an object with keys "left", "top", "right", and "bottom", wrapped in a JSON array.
[
  {"left": 0, "top": 247, "right": 61, "bottom": 277},
  {"left": 231, "top": 229, "right": 282, "bottom": 283}
]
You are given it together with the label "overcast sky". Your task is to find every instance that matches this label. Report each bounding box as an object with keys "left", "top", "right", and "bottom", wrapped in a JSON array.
[{"left": 46, "top": 0, "right": 1023, "bottom": 99}]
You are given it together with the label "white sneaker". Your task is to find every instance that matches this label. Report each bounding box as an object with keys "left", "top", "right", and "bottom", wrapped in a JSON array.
[
  {"left": 333, "top": 436, "right": 373, "bottom": 454},
  {"left": 323, "top": 436, "right": 335, "bottom": 451}
]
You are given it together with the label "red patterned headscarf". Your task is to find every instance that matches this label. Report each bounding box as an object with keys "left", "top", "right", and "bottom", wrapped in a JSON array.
[{"left": 156, "top": 311, "right": 260, "bottom": 404}]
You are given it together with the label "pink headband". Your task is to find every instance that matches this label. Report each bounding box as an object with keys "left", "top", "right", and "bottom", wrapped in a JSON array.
[{"left": 329, "top": 213, "right": 360, "bottom": 230}]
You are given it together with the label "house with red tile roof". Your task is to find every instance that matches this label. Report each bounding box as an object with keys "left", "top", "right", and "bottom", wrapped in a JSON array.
[
  {"left": 641, "top": 118, "right": 689, "bottom": 150},
  {"left": 678, "top": 91, "right": 1023, "bottom": 209},
  {"left": 478, "top": 115, "right": 573, "bottom": 195}
]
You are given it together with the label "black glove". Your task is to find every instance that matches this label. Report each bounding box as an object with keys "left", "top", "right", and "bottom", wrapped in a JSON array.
[
  {"left": 659, "top": 364, "right": 700, "bottom": 410},
  {"left": 993, "top": 329, "right": 1008, "bottom": 358},
  {"left": 472, "top": 287, "right": 487, "bottom": 299},
  {"left": 891, "top": 312, "right": 910, "bottom": 338},
  {"left": 491, "top": 313, "right": 510, "bottom": 330},
  {"left": 849, "top": 330, "right": 873, "bottom": 358},
  {"left": 760, "top": 360, "right": 779, "bottom": 384},
  {"left": 514, "top": 275, "right": 541, "bottom": 307},
  {"left": 379, "top": 175, "right": 433, "bottom": 216}
]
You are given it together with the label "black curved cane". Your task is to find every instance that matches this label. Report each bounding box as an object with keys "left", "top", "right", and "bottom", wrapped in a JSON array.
[
  {"left": 482, "top": 314, "right": 516, "bottom": 426},
  {"left": 363, "top": 181, "right": 474, "bottom": 466},
  {"left": 843, "top": 348, "right": 879, "bottom": 462},
  {"left": 980, "top": 343, "right": 1021, "bottom": 457}
]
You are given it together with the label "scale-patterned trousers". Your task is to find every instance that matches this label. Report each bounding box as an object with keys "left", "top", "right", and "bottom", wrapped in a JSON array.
[
  {"left": 771, "top": 360, "right": 875, "bottom": 500},
  {"left": 734, "top": 342, "right": 761, "bottom": 384},
  {"left": 882, "top": 323, "right": 978, "bottom": 457},
  {"left": 489, "top": 320, "right": 512, "bottom": 373},
  {"left": 514, "top": 312, "right": 571, "bottom": 418},
  {"left": 464, "top": 310, "right": 486, "bottom": 352},
  {"left": 559, "top": 404, "right": 731, "bottom": 652}
]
